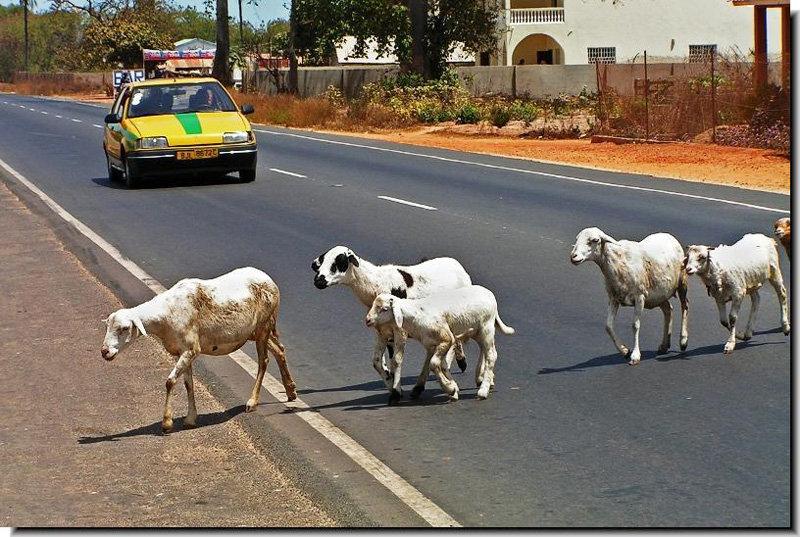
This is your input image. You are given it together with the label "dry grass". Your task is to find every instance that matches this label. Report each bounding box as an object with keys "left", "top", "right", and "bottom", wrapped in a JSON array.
[
  {"left": 232, "top": 91, "right": 341, "bottom": 129},
  {"left": 6, "top": 78, "right": 109, "bottom": 96}
]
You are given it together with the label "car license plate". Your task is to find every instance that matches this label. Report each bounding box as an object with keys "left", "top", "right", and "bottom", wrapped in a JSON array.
[{"left": 177, "top": 148, "right": 218, "bottom": 160}]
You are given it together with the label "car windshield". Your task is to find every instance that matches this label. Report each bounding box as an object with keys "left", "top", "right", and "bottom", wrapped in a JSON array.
[{"left": 126, "top": 82, "right": 237, "bottom": 118}]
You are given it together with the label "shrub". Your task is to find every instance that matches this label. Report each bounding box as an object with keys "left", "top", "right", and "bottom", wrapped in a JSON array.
[
  {"left": 456, "top": 103, "right": 481, "bottom": 124},
  {"left": 489, "top": 104, "right": 511, "bottom": 128}
]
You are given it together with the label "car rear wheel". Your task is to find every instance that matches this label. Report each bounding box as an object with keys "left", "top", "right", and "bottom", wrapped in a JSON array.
[
  {"left": 123, "top": 155, "right": 139, "bottom": 189},
  {"left": 239, "top": 169, "right": 256, "bottom": 183}
]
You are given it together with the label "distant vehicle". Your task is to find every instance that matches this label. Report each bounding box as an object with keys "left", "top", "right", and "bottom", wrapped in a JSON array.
[{"left": 103, "top": 77, "right": 257, "bottom": 188}]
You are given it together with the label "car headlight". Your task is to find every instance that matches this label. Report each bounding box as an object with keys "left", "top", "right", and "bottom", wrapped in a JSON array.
[
  {"left": 136, "top": 136, "right": 168, "bottom": 149},
  {"left": 223, "top": 131, "right": 249, "bottom": 144}
]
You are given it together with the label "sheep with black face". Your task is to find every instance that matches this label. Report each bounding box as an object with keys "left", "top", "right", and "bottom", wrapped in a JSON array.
[{"left": 311, "top": 245, "right": 472, "bottom": 399}]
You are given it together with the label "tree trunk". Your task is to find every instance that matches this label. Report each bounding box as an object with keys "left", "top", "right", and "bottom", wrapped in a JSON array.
[
  {"left": 408, "top": 0, "right": 429, "bottom": 78},
  {"left": 287, "top": 0, "right": 298, "bottom": 93},
  {"left": 212, "top": 0, "right": 232, "bottom": 85},
  {"left": 23, "top": 0, "right": 29, "bottom": 72}
]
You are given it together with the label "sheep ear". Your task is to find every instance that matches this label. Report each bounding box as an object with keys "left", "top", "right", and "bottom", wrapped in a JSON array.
[
  {"left": 348, "top": 254, "right": 359, "bottom": 267},
  {"left": 392, "top": 300, "right": 404, "bottom": 330},
  {"left": 132, "top": 316, "right": 147, "bottom": 337},
  {"left": 599, "top": 231, "right": 619, "bottom": 244}
]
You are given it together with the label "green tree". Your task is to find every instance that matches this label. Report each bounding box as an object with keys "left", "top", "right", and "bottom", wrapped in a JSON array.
[{"left": 82, "top": 18, "right": 171, "bottom": 67}]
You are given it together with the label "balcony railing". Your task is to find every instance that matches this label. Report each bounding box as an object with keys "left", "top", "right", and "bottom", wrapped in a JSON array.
[{"left": 508, "top": 7, "right": 565, "bottom": 24}]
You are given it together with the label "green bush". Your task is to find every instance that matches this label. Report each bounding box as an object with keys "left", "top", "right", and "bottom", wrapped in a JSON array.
[
  {"left": 489, "top": 104, "right": 511, "bottom": 127},
  {"left": 508, "top": 100, "right": 541, "bottom": 124},
  {"left": 456, "top": 103, "right": 481, "bottom": 124}
]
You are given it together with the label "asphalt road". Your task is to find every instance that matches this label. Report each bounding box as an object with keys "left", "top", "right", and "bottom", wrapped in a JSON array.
[{"left": 0, "top": 93, "right": 791, "bottom": 527}]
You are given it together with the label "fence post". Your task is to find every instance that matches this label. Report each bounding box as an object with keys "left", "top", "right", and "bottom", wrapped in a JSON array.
[
  {"left": 644, "top": 50, "right": 649, "bottom": 141},
  {"left": 711, "top": 49, "right": 717, "bottom": 143}
]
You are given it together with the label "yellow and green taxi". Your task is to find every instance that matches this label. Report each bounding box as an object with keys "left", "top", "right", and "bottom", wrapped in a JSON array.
[{"left": 103, "top": 77, "right": 257, "bottom": 188}]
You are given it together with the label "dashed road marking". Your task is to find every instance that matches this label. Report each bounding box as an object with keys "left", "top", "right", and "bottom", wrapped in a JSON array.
[
  {"left": 0, "top": 155, "right": 461, "bottom": 529},
  {"left": 255, "top": 129, "right": 789, "bottom": 215},
  {"left": 378, "top": 195, "right": 438, "bottom": 211},
  {"left": 40, "top": 111, "right": 48, "bottom": 115},
  {"left": 93, "top": 124, "right": 103, "bottom": 129},
  {"left": 55, "top": 115, "right": 62, "bottom": 119},
  {"left": 71, "top": 118, "right": 82, "bottom": 123},
  {"left": 269, "top": 168, "right": 307, "bottom": 178}
]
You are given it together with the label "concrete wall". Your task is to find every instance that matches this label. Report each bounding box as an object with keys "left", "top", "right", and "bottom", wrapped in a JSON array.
[{"left": 250, "top": 62, "right": 783, "bottom": 99}]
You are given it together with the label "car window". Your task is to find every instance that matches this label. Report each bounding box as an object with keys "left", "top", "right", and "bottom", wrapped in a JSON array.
[
  {"left": 126, "top": 83, "right": 237, "bottom": 118},
  {"left": 111, "top": 87, "right": 128, "bottom": 118}
]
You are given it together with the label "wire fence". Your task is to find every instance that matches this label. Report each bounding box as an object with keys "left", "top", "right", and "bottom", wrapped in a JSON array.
[{"left": 593, "top": 50, "right": 790, "bottom": 151}]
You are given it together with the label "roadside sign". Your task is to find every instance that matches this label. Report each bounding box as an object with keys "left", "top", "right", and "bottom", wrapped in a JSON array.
[{"left": 112, "top": 69, "right": 145, "bottom": 88}]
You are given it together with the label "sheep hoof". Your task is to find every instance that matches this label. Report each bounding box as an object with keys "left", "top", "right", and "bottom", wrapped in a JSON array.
[
  {"left": 783, "top": 324, "right": 791, "bottom": 335},
  {"left": 161, "top": 420, "right": 173, "bottom": 434},
  {"left": 476, "top": 389, "right": 489, "bottom": 400},
  {"left": 410, "top": 385, "right": 425, "bottom": 399},
  {"left": 737, "top": 333, "right": 752, "bottom": 341},
  {"left": 723, "top": 344, "right": 735, "bottom": 355},
  {"left": 286, "top": 387, "right": 298, "bottom": 402},
  {"left": 388, "top": 390, "right": 403, "bottom": 405},
  {"left": 246, "top": 400, "right": 258, "bottom": 412},
  {"left": 184, "top": 420, "right": 197, "bottom": 429},
  {"left": 680, "top": 340, "right": 688, "bottom": 352},
  {"left": 620, "top": 347, "right": 630, "bottom": 358},
  {"left": 457, "top": 358, "right": 467, "bottom": 373},
  {"left": 720, "top": 320, "right": 730, "bottom": 329},
  {"left": 448, "top": 389, "right": 459, "bottom": 401},
  {"left": 657, "top": 344, "right": 670, "bottom": 355}
]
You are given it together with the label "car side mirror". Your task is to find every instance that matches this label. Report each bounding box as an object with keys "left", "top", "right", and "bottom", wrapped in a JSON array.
[
  {"left": 241, "top": 104, "right": 254, "bottom": 115},
  {"left": 104, "top": 113, "right": 119, "bottom": 124}
]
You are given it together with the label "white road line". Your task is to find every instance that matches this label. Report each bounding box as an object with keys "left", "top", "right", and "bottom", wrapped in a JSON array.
[
  {"left": 71, "top": 118, "right": 82, "bottom": 123},
  {"left": 28, "top": 107, "right": 35, "bottom": 111},
  {"left": 378, "top": 195, "right": 438, "bottom": 211},
  {"left": 55, "top": 115, "right": 62, "bottom": 119},
  {"left": 255, "top": 129, "right": 789, "bottom": 215},
  {"left": 269, "top": 168, "right": 307, "bottom": 178},
  {"left": 93, "top": 124, "right": 103, "bottom": 129},
  {"left": 40, "top": 111, "right": 48, "bottom": 115},
  {"left": 0, "top": 156, "right": 460, "bottom": 529}
]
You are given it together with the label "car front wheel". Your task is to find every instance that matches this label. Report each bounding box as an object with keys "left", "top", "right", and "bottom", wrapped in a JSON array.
[
  {"left": 123, "top": 155, "right": 139, "bottom": 189},
  {"left": 106, "top": 154, "right": 123, "bottom": 183}
]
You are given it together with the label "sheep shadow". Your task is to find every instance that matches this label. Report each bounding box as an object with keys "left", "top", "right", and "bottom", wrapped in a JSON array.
[
  {"left": 539, "top": 338, "right": 787, "bottom": 374},
  {"left": 77, "top": 405, "right": 246, "bottom": 444},
  {"left": 91, "top": 172, "right": 244, "bottom": 190}
]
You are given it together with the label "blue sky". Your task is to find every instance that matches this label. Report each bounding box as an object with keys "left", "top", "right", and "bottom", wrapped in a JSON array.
[{"left": 0, "top": 0, "right": 289, "bottom": 27}]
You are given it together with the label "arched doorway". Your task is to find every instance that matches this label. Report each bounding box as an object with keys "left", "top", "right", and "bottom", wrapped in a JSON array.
[{"left": 512, "top": 34, "right": 564, "bottom": 65}]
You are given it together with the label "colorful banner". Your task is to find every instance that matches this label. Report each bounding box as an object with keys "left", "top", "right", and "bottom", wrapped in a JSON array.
[{"left": 142, "top": 49, "right": 216, "bottom": 61}]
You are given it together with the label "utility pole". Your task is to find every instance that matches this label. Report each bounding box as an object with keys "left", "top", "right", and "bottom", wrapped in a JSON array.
[{"left": 287, "top": 0, "right": 298, "bottom": 93}]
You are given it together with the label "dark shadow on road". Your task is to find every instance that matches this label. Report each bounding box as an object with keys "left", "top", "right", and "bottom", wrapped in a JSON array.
[
  {"left": 91, "top": 172, "right": 244, "bottom": 190},
  {"left": 77, "top": 405, "right": 247, "bottom": 444},
  {"left": 538, "top": 338, "right": 787, "bottom": 374}
]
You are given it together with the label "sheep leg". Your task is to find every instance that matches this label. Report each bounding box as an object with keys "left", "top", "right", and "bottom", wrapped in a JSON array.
[
  {"left": 387, "top": 336, "right": 406, "bottom": 404},
  {"left": 769, "top": 266, "right": 790, "bottom": 335},
  {"left": 628, "top": 295, "right": 645, "bottom": 365},
  {"left": 371, "top": 333, "right": 392, "bottom": 388},
  {"left": 267, "top": 331, "right": 297, "bottom": 402},
  {"left": 724, "top": 296, "right": 743, "bottom": 354},
  {"left": 411, "top": 358, "right": 431, "bottom": 399},
  {"left": 453, "top": 340, "right": 467, "bottom": 373},
  {"left": 245, "top": 339, "right": 271, "bottom": 412},
  {"left": 717, "top": 299, "right": 729, "bottom": 329},
  {"left": 737, "top": 291, "right": 759, "bottom": 341},
  {"left": 163, "top": 350, "right": 196, "bottom": 433},
  {"left": 183, "top": 364, "right": 198, "bottom": 428},
  {"left": 430, "top": 342, "right": 459, "bottom": 401},
  {"left": 678, "top": 276, "right": 689, "bottom": 351},
  {"left": 657, "top": 301, "right": 673, "bottom": 354},
  {"left": 476, "top": 338, "right": 497, "bottom": 400},
  {"left": 475, "top": 348, "right": 486, "bottom": 388},
  {"left": 605, "top": 300, "right": 629, "bottom": 357}
]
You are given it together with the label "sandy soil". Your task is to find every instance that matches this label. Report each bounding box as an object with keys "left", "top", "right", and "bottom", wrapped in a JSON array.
[
  {"left": 0, "top": 181, "right": 335, "bottom": 527},
  {"left": 337, "top": 127, "right": 791, "bottom": 194}
]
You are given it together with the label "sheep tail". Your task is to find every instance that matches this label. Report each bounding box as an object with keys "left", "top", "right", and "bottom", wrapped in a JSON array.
[{"left": 495, "top": 314, "right": 516, "bottom": 335}]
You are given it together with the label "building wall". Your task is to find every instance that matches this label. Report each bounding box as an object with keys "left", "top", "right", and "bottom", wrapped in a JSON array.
[{"left": 505, "top": 0, "right": 783, "bottom": 65}]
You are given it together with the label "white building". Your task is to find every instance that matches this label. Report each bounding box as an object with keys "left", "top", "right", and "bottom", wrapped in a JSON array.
[{"left": 498, "top": 0, "right": 782, "bottom": 66}]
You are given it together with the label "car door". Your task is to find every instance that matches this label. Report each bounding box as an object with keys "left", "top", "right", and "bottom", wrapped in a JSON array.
[{"left": 105, "top": 87, "right": 129, "bottom": 160}]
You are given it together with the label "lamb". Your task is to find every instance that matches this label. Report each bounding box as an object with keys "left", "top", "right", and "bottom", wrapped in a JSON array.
[
  {"left": 774, "top": 217, "right": 791, "bottom": 260},
  {"left": 570, "top": 227, "right": 689, "bottom": 365},
  {"left": 311, "top": 246, "right": 473, "bottom": 389},
  {"left": 365, "top": 286, "right": 515, "bottom": 402},
  {"left": 100, "top": 267, "right": 297, "bottom": 432},
  {"left": 685, "top": 233, "right": 789, "bottom": 355}
]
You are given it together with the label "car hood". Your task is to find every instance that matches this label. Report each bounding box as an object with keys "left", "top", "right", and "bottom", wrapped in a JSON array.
[{"left": 127, "top": 112, "right": 249, "bottom": 146}]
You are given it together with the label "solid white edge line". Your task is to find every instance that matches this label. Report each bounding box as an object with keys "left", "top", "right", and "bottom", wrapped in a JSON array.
[
  {"left": 0, "top": 155, "right": 460, "bottom": 529},
  {"left": 255, "top": 129, "right": 789, "bottom": 215},
  {"left": 269, "top": 167, "right": 307, "bottom": 178},
  {"left": 378, "top": 195, "right": 438, "bottom": 211}
]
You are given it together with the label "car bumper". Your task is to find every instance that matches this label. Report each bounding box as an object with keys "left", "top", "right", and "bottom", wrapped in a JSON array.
[{"left": 126, "top": 144, "right": 257, "bottom": 177}]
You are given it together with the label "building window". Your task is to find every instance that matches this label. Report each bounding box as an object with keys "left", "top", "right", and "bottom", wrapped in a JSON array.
[
  {"left": 689, "top": 44, "right": 717, "bottom": 62},
  {"left": 587, "top": 47, "right": 616, "bottom": 64}
]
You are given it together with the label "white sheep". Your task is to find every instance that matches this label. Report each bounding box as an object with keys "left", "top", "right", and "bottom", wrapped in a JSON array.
[
  {"left": 570, "top": 227, "right": 689, "bottom": 365},
  {"left": 311, "top": 246, "right": 472, "bottom": 392},
  {"left": 685, "top": 233, "right": 790, "bottom": 355},
  {"left": 101, "top": 267, "right": 297, "bottom": 432},
  {"left": 365, "top": 286, "right": 515, "bottom": 401}
]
